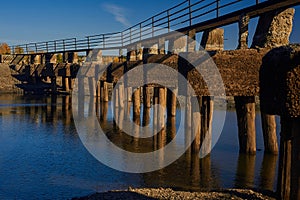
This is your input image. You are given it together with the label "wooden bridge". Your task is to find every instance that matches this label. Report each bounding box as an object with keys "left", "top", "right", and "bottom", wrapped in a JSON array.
[{"left": 2, "top": 0, "right": 300, "bottom": 199}]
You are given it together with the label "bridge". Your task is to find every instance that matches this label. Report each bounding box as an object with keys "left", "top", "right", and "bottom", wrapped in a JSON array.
[
  {"left": 7, "top": 0, "right": 299, "bottom": 54},
  {"left": 1, "top": 0, "right": 300, "bottom": 199}
]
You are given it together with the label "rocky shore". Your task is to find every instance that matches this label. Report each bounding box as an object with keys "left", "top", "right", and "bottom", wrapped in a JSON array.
[{"left": 73, "top": 188, "right": 276, "bottom": 200}]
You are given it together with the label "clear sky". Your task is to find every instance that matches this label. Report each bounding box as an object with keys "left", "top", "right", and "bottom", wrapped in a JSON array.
[{"left": 0, "top": 0, "right": 299, "bottom": 50}]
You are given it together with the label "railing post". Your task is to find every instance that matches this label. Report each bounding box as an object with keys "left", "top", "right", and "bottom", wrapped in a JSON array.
[
  {"left": 188, "top": 0, "right": 192, "bottom": 26},
  {"left": 139, "top": 23, "right": 142, "bottom": 41},
  {"left": 216, "top": 0, "right": 220, "bottom": 18},
  {"left": 256, "top": 0, "right": 259, "bottom": 5},
  {"left": 103, "top": 34, "right": 105, "bottom": 48},
  {"left": 26, "top": 44, "right": 28, "bottom": 54},
  {"left": 63, "top": 40, "right": 65, "bottom": 52},
  {"left": 74, "top": 38, "right": 77, "bottom": 50},
  {"left": 46, "top": 42, "right": 49, "bottom": 53},
  {"left": 86, "top": 36, "right": 90, "bottom": 49},
  {"left": 121, "top": 32, "right": 124, "bottom": 47},
  {"left": 54, "top": 41, "right": 57, "bottom": 52},
  {"left": 130, "top": 28, "right": 132, "bottom": 43},
  {"left": 167, "top": 10, "right": 170, "bottom": 32},
  {"left": 35, "top": 43, "right": 37, "bottom": 53},
  {"left": 152, "top": 17, "right": 154, "bottom": 37}
]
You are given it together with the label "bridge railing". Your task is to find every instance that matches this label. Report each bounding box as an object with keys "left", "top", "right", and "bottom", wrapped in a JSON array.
[{"left": 10, "top": 0, "right": 265, "bottom": 55}]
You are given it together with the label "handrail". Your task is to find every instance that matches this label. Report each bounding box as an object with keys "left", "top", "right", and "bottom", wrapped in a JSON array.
[{"left": 9, "top": 0, "right": 293, "bottom": 55}]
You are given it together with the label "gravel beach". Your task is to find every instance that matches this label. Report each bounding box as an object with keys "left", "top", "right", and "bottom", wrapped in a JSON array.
[{"left": 73, "top": 188, "right": 276, "bottom": 200}]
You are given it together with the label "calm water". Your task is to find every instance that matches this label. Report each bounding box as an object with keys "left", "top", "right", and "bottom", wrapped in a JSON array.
[{"left": 0, "top": 95, "right": 280, "bottom": 199}]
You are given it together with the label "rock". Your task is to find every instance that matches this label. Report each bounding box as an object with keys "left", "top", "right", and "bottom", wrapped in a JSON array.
[
  {"left": 252, "top": 8, "right": 295, "bottom": 48},
  {"left": 259, "top": 44, "right": 300, "bottom": 117}
]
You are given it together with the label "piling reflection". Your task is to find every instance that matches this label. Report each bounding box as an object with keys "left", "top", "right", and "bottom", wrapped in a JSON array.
[
  {"left": 234, "top": 154, "right": 256, "bottom": 189},
  {"left": 0, "top": 94, "right": 281, "bottom": 193}
]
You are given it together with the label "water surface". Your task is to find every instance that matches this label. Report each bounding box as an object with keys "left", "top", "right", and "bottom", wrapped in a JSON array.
[{"left": 0, "top": 95, "right": 279, "bottom": 199}]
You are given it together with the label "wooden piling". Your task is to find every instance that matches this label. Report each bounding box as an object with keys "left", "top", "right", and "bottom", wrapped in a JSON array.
[
  {"left": 96, "top": 81, "right": 101, "bottom": 97},
  {"left": 201, "top": 96, "right": 214, "bottom": 156},
  {"left": 191, "top": 96, "right": 201, "bottom": 153},
  {"left": 133, "top": 87, "right": 141, "bottom": 122},
  {"left": 153, "top": 87, "right": 159, "bottom": 144},
  {"left": 103, "top": 81, "right": 109, "bottom": 102},
  {"left": 158, "top": 87, "right": 167, "bottom": 130},
  {"left": 234, "top": 96, "right": 256, "bottom": 154},
  {"left": 143, "top": 86, "right": 152, "bottom": 108},
  {"left": 261, "top": 113, "right": 278, "bottom": 154},
  {"left": 277, "top": 118, "right": 292, "bottom": 200},
  {"left": 167, "top": 88, "right": 177, "bottom": 117},
  {"left": 118, "top": 83, "right": 125, "bottom": 109},
  {"left": 114, "top": 87, "right": 119, "bottom": 109},
  {"left": 51, "top": 77, "right": 57, "bottom": 94},
  {"left": 88, "top": 77, "right": 96, "bottom": 97}
]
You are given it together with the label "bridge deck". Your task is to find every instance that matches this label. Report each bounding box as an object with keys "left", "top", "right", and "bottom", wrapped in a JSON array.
[{"left": 10, "top": 0, "right": 300, "bottom": 55}]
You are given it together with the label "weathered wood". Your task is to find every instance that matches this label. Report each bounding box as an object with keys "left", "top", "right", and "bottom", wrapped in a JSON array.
[
  {"left": 143, "top": 86, "right": 152, "bottom": 108},
  {"left": 191, "top": 96, "right": 201, "bottom": 153},
  {"left": 153, "top": 87, "right": 159, "bottom": 143},
  {"left": 234, "top": 96, "right": 256, "bottom": 154},
  {"left": 201, "top": 96, "right": 214, "bottom": 156},
  {"left": 51, "top": 77, "right": 57, "bottom": 94},
  {"left": 88, "top": 77, "right": 96, "bottom": 97},
  {"left": 291, "top": 118, "right": 300, "bottom": 200},
  {"left": 103, "top": 81, "right": 109, "bottom": 102},
  {"left": 277, "top": 118, "right": 292, "bottom": 200},
  {"left": 133, "top": 87, "right": 141, "bottom": 122},
  {"left": 158, "top": 87, "right": 167, "bottom": 130},
  {"left": 167, "top": 88, "right": 177, "bottom": 117},
  {"left": 96, "top": 81, "right": 101, "bottom": 97},
  {"left": 118, "top": 83, "right": 125, "bottom": 109},
  {"left": 261, "top": 113, "right": 278, "bottom": 154}
]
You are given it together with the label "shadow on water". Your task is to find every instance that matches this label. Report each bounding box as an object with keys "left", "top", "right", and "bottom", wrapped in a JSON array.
[{"left": 0, "top": 95, "right": 279, "bottom": 199}]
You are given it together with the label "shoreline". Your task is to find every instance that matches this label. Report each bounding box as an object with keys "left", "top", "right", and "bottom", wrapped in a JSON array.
[{"left": 72, "top": 188, "right": 276, "bottom": 200}]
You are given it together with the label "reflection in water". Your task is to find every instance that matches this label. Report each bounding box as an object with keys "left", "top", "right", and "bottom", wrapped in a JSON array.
[
  {"left": 259, "top": 153, "right": 278, "bottom": 191},
  {"left": 0, "top": 95, "right": 279, "bottom": 199},
  {"left": 235, "top": 154, "right": 256, "bottom": 189}
]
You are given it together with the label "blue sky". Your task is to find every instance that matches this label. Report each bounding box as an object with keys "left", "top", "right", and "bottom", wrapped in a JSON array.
[{"left": 0, "top": 0, "right": 299, "bottom": 50}]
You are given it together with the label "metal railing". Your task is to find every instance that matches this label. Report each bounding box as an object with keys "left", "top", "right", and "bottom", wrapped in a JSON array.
[{"left": 10, "top": 0, "right": 269, "bottom": 54}]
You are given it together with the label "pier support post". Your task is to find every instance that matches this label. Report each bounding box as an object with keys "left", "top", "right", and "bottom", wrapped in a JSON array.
[
  {"left": 103, "top": 81, "right": 109, "bottom": 102},
  {"left": 191, "top": 96, "right": 201, "bottom": 153},
  {"left": 133, "top": 87, "right": 141, "bottom": 122},
  {"left": 261, "top": 113, "right": 278, "bottom": 154},
  {"left": 158, "top": 87, "right": 167, "bottom": 130},
  {"left": 167, "top": 88, "right": 177, "bottom": 117},
  {"left": 143, "top": 86, "right": 152, "bottom": 108},
  {"left": 234, "top": 96, "right": 256, "bottom": 154},
  {"left": 201, "top": 96, "right": 214, "bottom": 156},
  {"left": 118, "top": 83, "right": 125, "bottom": 109}
]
